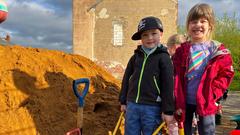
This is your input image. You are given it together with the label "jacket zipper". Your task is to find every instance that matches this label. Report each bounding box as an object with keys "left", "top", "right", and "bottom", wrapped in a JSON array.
[
  {"left": 153, "top": 76, "right": 160, "bottom": 94},
  {"left": 136, "top": 53, "right": 149, "bottom": 103}
]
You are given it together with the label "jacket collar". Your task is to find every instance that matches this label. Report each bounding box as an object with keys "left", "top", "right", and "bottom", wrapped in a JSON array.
[
  {"left": 210, "top": 40, "right": 230, "bottom": 59},
  {"left": 134, "top": 44, "right": 169, "bottom": 55},
  {"left": 182, "top": 40, "right": 230, "bottom": 59}
]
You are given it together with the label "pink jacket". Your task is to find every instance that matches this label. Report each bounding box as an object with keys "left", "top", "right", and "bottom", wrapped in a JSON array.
[{"left": 173, "top": 40, "right": 234, "bottom": 118}]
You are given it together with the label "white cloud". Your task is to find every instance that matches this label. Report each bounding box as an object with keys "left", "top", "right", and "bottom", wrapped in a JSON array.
[
  {"left": 23, "top": 1, "right": 55, "bottom": 14},
  {"left": 66, "top": 45, "right": 72, "bottom": 50},
  {"left": 37, "top": 36, "right": 45, "bottom": 41},
  {"left": 0, "top": 0, "right": 72, "bottom": 53}
]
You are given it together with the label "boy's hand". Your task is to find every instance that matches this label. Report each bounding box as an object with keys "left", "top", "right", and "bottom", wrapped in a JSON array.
[
  {"left": 162, "top": 113, "right": 178, "bottom": 135},
  {"left": 162, "top": 113, "right": 174, "bottom": 124},
  {"left": 120, "top": 105, "right": 126, "bottom": 112}
]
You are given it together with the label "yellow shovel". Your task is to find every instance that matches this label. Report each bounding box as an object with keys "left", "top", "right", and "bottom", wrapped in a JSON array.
[{"left": 108, "top": 112, "right": 124, "bottom": 135}]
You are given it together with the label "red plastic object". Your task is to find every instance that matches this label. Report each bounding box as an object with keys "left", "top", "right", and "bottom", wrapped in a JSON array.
[
  {"left": 230, "top": 130, "right": 240, "bottom": 135},
  {"left": 66, "top": 128, "right": 81, "bottom": 135},
  {"left": 0, "top": 0, "right": 8, "bottom": 23},
  {"left": 0, "top": 11, "right": 7, "bottom": 23}
]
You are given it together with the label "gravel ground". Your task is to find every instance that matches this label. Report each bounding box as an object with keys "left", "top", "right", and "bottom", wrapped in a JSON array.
[{"left": 216, "top": 91, "right": 240, "bottom": 135}]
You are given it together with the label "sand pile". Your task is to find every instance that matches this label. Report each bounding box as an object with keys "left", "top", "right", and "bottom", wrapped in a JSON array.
[{"left": 0, "top": 45, "right": 121, "bottom": 135}]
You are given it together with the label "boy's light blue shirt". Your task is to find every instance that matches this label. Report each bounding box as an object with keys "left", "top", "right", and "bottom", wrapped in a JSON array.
[{"left": 141, "top": 44, "right": 162, "bottom": 55}]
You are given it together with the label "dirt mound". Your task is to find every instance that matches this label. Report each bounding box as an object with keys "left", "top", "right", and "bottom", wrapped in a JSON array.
[{"left": 0, "top": 45, "right": 121, "bottom": 135}]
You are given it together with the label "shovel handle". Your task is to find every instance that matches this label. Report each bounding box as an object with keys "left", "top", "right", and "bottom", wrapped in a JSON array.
[
  {"left": 73, "top": 78, "right": 90, "bottom": 107},
  {"left": 112, "top": 112, "right": 124, "bottom": 135},
  {"left": 152, "top": 122, "right": 166, "bottom": 135},
  {"left": 77, "top": 107, "right": 83, "bottom": 130}
]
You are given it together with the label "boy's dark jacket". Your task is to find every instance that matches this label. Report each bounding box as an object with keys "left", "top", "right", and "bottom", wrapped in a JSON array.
[{"left": 119, "top": 45, "right": 175, "bottom": 113}]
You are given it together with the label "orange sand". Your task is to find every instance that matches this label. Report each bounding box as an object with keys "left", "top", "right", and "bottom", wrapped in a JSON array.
[{"left": 0, "top": 45, "right": 121, "bottom": 135}]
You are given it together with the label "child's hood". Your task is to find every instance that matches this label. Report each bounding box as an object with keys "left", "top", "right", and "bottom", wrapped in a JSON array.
[{"left": 210, "top": 40, "right": 231, "bottom": 59}]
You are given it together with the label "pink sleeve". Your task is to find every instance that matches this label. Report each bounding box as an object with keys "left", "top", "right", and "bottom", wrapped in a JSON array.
[{"left": 173, "top": 46, "right": 186, "bottom": 110}]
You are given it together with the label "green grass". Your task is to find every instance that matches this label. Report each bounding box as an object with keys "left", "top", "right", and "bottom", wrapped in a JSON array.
[
  {"left": 215, "top": 14, "right": 240, "bottom": 91},
  {"left": 178, "top": 14, "right": 240, "bottom": 91}
]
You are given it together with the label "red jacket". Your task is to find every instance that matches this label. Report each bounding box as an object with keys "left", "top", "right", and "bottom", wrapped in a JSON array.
[{"left": 173, "top": 40, "right": 234, "bottom": 118}]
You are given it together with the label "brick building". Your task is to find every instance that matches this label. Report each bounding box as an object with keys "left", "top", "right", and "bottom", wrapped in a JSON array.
[{"left": 73, "top": 0, "right": 178, "bottom": 66}]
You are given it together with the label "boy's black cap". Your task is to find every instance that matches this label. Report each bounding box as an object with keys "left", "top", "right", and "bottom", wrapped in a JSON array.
[{"left": 132, "top": 16, "right": 163, "bottom": 40}]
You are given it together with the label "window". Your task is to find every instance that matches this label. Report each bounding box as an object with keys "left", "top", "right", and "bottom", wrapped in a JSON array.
[{"left": 113, "top": 22, "right": 123, "bottom": 46}]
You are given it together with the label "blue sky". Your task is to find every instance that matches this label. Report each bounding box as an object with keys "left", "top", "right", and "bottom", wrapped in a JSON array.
[{"left": 0, "top": 0, "right": 239, "bottom": 53}]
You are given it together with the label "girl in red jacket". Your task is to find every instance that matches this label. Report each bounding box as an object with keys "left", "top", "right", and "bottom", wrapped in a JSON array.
[{"left": 173, "top": 3, "right": 234, "bottom": 135}]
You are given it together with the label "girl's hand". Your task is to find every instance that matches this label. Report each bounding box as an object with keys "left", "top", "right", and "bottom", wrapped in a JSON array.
[
  {"left": 120, "top": 105, "right": 126, "bottom": 112},
  {"left": 176, "top": 108, "right": 183, "bottom": 115},
  {"left": 174, "top": 108, "right": 185, "bottom": 122}
]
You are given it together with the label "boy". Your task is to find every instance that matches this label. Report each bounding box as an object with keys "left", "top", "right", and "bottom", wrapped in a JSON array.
[{"left": 119, "top": 16, "right": 175, "bottom": 135}]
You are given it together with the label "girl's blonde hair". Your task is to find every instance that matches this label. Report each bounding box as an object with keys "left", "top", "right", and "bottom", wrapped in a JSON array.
[{"left": 186, "top": 3, "right": 215, "bottom": 40}]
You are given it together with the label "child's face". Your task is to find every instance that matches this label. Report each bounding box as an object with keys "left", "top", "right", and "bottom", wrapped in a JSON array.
[
  {"left": 188, "top": 17, "right": 211, "bottom": 43},
  {"left": 141, "top": 29, "right": 162, "bottom": 48}
]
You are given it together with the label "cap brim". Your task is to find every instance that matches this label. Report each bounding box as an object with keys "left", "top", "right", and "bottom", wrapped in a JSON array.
[
  {"left": 131, "top": 31, "right": 142, "bottom": 40},
  {"left": 131, "top": 28, "right": 163, "bottom": 41}
]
